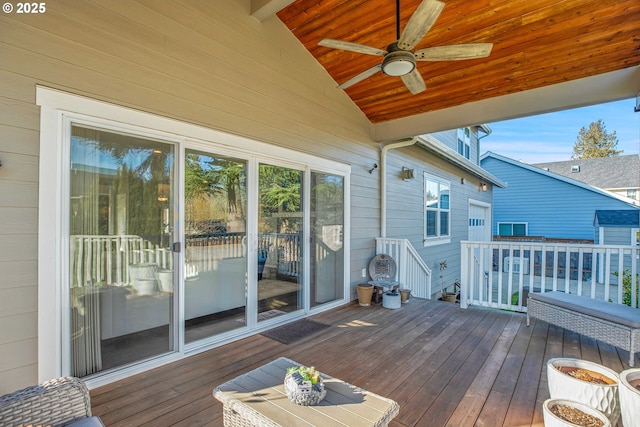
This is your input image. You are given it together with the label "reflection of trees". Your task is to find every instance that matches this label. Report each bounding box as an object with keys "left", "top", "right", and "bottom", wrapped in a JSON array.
[
  {"left": 311, "top": 175, "right": 343, "bottom": 227},
  {"left": 259, "top": 165, "right": 302, "bottom": 233},
  {"left": 71, "top": 127, "right": 173, "bottom": 246},
  {"left": 185, "top": 153, "right": 246, "bottom": 234}
]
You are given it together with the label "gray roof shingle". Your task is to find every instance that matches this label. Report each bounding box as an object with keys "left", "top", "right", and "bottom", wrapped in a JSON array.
[{"left": 533, "top": 155, "right": 639, "bottom": 189}]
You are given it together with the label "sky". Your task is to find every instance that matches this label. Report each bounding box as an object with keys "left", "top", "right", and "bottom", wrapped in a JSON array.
[{"left": 481, "top": 98, "right": 640, "bottom": 164}]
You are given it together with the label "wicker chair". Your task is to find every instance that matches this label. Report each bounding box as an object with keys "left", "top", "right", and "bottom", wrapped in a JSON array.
[{"left": 0, "top": 376, "right": 104, "bottom": 426}]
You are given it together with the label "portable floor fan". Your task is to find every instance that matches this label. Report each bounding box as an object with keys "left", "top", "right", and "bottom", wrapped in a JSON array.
[{"left": 318, "top": 0, "right": 493, "bottom": 94}]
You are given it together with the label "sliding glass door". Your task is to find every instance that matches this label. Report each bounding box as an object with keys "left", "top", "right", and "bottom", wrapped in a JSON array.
[
  {"left": 310, "top": 172, "right": 344, "bottom": 307},
  {"left": 257, "top": 164, "right": 303, "bottom": 321},
  {"left": 69, "top": 125, "right": 175, "bottom": 376},
  {"left": 67, "top": 126, "right": 344, "bottom": 377},
  {"left": 184, "top": 150, "right": 248, "bottom": 343}
]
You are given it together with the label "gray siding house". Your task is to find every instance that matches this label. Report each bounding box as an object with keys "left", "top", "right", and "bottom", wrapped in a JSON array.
[{"left": 0, "top": 3, "right": 504, "bottom": 393}]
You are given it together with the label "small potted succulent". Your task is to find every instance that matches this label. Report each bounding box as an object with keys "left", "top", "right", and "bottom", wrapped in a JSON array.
[{"left": 284, "top": 365, "right": 326, "bottom": 406}]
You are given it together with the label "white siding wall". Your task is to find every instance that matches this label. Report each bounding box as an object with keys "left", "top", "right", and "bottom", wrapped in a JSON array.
[{"left": 0, "top": 0, "right": 382, "bottom": 392}]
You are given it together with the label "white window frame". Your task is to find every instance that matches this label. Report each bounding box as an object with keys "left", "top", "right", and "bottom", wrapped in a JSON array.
[
  {"left": 632, "top": 228, "right": 639, "bottom": 246},
  {"left": 36, "top": 87, "right": 351, "bottom": 388},
  {"left": 457, "top": 127, "right": 470, "bottom": 160},
  {"left": 497, "top": 222, "right": 528, "bottom": 236},
  {"left": 424, "top": 173, "right": 451, "bottom": 246}
]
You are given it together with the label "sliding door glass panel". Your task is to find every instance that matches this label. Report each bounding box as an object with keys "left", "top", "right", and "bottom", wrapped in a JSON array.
[
  {"left": 69, "top": 125, "right": 175, "bottom": 377},
  {"left": 310, "top": 172, "right": 344, "bottom": 307},
  {"left": 257, "top": 164, "right": 303, "bottom": 321},
  {"left": 184, "top": 150, "right": 247, "bottom": 343}
]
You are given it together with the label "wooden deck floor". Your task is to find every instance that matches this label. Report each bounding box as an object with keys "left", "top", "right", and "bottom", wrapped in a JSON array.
[{"left": 90, "top": 298, "right": 636, "bottom": 426}]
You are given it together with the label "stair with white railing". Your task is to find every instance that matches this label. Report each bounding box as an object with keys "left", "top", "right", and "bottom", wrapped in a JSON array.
[{"left": 375, "top": 238, "right": 432, "bottom": 299}]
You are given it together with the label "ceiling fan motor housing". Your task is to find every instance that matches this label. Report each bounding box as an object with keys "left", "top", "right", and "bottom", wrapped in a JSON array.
[{"left": 382, "top": 44, "right": 416, "bottom": 76}]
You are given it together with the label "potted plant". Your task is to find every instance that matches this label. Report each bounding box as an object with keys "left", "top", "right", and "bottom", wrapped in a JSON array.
[
  {"left": 618, "top": 368, "right": 640, "bottom": 427},
  {"left": 439, "top": 261, "right": 456, "bottom": 302},
  {"left": 284, "top": 365, "right": 326, "bottom": 406},
  {"left": 543, "top": 398, "right": 610, "bottom": 427},
  {"left": 547, "top": 358, "right": 620, "bottom": 426}
]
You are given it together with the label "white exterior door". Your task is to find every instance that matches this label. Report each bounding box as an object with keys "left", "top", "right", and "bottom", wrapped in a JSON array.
[
  {"left": 468, "top": 200, "right": 491, "bottom": 300},
  {"left": 469, "top": 201, "right": 491, "bottom": 243}
]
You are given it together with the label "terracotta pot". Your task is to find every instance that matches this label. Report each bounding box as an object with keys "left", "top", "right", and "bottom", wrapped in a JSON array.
[
  {"left": 543, "top": 398, "right": 611, "bottom": 427},
  {"left": 357, "top": 284, "right": 374, "bottom": 306},
  {"left": 547, "top": 358, "right": 620, "bottom": 426},
  {"left": 619, "top": 368, "right": 640, "bottom": 427}
]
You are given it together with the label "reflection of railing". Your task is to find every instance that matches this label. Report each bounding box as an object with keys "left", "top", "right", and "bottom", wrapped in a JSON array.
[
  {"left": 72, "top": 232, "right": 305, "bottom": 286},
  {"left": 70, "top": 235, "right": 172, "bottom": 287},
  {"left": 259, "top": 233, "right": 301, "bottom": 278},
  {"left": 461, "top": 241, "right": 639, "bottom": 312},
  {"left": 185, "top": 232, "right": 302, "bottom": 278},
  {"left": 185, "top": 232, "right": 246, "bottom": 273}
]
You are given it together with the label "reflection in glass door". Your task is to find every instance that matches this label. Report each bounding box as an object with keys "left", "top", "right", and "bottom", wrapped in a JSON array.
[
  {"left": 184, "top": 150, "right": 247, "bottom": 343},
  {"left": 257, "top": 164, "right": 303, "bottom": 321},
  {"left": 69, "top": 125, "right": 175, "bottom": 377},
  {"left": 310, "top": 172, "right": 344, "bottom": 307}
]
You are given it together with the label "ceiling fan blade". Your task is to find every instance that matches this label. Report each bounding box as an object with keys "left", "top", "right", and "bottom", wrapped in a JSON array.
[
  {"left": 318, "top": 39, "right": 386, "bottom": 56},
  {"left": 397, "top": 0, "right": 445, "bottom": 51},
  {"left": 401, "top": 69, "right": 426, "bottom": 95},
  {"left": 338, "top": 64, "right": 383, "bottom": 89},
  {"left": 415, "top": 43, "right": 494, "bottom": 61}
]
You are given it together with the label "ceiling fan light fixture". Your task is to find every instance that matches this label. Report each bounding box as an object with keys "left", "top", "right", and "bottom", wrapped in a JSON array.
[{"left": 381, "top": 51, "right": 416, "bottom": 76}]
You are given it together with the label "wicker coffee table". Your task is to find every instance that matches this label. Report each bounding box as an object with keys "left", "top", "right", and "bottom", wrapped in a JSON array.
[{"left": 213, "top": 357, "right": 399, "bottom": 427}]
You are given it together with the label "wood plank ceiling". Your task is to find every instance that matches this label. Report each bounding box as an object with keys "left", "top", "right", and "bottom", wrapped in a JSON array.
[{"left": 277, "top": 0, "right": 640, "bottom": 124}]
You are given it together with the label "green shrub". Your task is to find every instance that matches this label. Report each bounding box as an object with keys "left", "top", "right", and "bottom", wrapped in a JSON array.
[{"left": 613, "top": 269, "right": 639, "bottom": 307}]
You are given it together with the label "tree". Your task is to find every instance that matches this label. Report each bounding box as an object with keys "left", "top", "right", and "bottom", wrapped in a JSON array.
[{"left": 571, "top": 119, "right": 621, "bottom": 159}]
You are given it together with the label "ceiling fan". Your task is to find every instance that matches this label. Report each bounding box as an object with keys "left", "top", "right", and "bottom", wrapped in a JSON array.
[{"left": 318, "top": 0, "right": 493, "bottom": 95}]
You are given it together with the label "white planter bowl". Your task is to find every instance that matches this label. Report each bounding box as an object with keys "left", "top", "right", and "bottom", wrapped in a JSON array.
[
  {"left": 543, "top": 398, "right": 610, "bottom": 427},
  {"left": 547, "top": 358, "right": 620, "bottom": 426},
  {"left": 382, "top": 292, "right": 401, "bottom": 309},
  {"left": 619, "top": 368, "right": 640, "bottom": 427}
]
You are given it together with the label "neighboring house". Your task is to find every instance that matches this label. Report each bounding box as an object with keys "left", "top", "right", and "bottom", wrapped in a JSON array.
[
  {"left": 480, "top": 152, "right": 639, "bottom": 241},
  {"left": 0, "top": 5, "right": 505, "bottom": 394},
  {"left": 533, "top": 155, "right": 640, "bottom": 206}
]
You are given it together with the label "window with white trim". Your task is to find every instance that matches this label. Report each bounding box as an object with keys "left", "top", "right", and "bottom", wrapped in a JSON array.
[
  {"left": 457, "top": 127, "right": 470, "bottom": 159},
  {"left": 424, "top": 173, "right": 450, "bottom": 243},
  {"left": 498, "top": 222, "right": 528, "bottom": 236}
]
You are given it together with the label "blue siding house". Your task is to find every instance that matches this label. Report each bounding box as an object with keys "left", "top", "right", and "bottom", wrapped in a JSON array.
[{"left": 480, "top": 152, "right": 639, "bottom": 241}]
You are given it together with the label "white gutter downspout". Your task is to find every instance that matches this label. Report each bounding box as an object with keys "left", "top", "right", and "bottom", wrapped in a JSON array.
[{"left": 380, "top": 137, "right": 419, "bottom": 238}]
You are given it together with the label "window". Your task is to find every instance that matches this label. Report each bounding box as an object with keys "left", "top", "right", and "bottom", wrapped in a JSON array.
[
  {"left": 627, "top": 189, "right": 637, "bottom": 199},
  {"left": 424, "top": 173, "right": 450, "bottom": 243},
  {"left": 457, "top": 128, "right": 470, "bottom": 159},
  {"left": 498, "top": 222, "right": 528, "bottom": 236},
  {"left": 571, "top": 165, "right": 580, "bottom": 173},
  {"left": 633, "top": 228, "right": 640, "bottom": 246}
]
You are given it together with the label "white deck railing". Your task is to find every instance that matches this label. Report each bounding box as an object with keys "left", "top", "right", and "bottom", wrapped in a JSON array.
[
  {"left": 375, "top": 238, "right": 432, "bottom": 299},
  {"left": 70, "top": 235, "right": 172, "bottom": 287},
  {"left": 460, "top": 240, "right": 639, "bottom": 312}
]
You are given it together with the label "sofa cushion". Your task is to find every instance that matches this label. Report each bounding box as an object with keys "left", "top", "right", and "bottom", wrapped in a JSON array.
[
  {"left": 529, "top": 291, "right": 640, "bottom": 329},
  {"left": 66, "top": 416, "right": 105, "bottom": 427}
]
